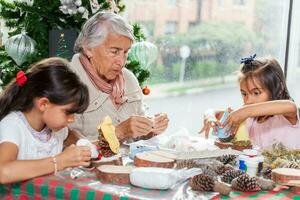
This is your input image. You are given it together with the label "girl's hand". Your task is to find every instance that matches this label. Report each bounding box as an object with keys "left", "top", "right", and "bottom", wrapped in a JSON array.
[
  {"left": 224, "top": 107, "right": 248, "bottom": 136},
  {"left": 56, "top": 144, "right": 91, "bottom": 170},
  {"left": 199, "top": 109, "right": 223, "bottom": 139}
]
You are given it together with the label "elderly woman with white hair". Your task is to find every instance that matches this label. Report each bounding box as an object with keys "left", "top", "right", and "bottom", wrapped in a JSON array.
[{"left": 70, "top": 11, "right": 169, "bottom": 141}]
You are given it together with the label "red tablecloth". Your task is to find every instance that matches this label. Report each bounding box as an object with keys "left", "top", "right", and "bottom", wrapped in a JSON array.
[{"left": 1, "top": 169, "right": 299, "bottom": 200}]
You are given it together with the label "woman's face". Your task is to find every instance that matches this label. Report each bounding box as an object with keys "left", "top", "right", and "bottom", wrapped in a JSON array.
[
  {"left": 89, "top": 33, "right": 132, "bottom": 81},
  {"left": 240, "top": 77, "right": 271, "bottom": 105}
]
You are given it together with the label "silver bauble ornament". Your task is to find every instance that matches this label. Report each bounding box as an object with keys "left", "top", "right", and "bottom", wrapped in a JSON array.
[
  {"left": 23, "top": 0, "right": 34, "bottom": 6},
  {"left": 59, "top": 5, "right": 68, "bottom": 14},
  {"left": 64, "top": 0, "right": 73, "bottom": 4},
  {"left": 5, "top": 33, "right": 36, "bottom": 66},
  {"left": 128, "top": 41, "right": 158, "bottom": 69},
  {"left": 75, "top": 0, "right": 82, "bottom": 6},
  {"left": 77, "top": 6, "right": 85, "bottom": 14}
]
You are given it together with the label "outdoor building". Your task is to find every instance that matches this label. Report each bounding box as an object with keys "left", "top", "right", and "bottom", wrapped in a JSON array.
[{"left": 125, "top": 0, "right": 256, "bottom": 38}]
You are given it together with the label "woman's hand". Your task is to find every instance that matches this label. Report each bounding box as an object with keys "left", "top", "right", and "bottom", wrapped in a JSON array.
[
  {"left": 152, "top": 113, "right": 169, "bottom": 135},
  {"left": 224, "top": 107, "right": 248, "bottom": 136},
  {"left": 199, "top": 109, "right": 223, "bottom": 139},
  {"left": 116, "top": 115, "right": 154, "bottom": 139},
  {"left": 56, "top": 144, "right": 91, "bottom": 170}
]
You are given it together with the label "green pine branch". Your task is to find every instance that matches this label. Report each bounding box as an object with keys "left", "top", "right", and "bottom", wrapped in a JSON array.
[
  {"left": 0, "top": 0, "right": 150, "bottom": 87},
  {"left": 132, "top": 23, "right": 146, "bottom": 42},
  {"left": 126, "top": 60, "right": 150, "bottom": 87}
]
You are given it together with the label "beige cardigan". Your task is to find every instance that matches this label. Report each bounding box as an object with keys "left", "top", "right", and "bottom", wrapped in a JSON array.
[{"left": 69, "top": 54, "right": 145, "bottom": 140}]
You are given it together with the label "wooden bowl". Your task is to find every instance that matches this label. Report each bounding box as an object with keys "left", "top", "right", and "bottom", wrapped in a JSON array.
[
  {"left": 92, "top": 155, "right": 123, "bottom": 168},
  {"left": 271, "top": 168, "right": 300, "bottom": 185},
  {"left": 95, "top": 165, "right": 134, "bottom": 185}
]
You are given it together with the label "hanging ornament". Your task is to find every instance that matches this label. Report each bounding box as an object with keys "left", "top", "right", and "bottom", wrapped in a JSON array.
[
  {"left": 5, "top": 32, "right": 36, "bottom": 66},
  {"left": 25, "top": 0, "right": 33, "bottom": 6},
  {"left": 59, "top": 0, "right": 87, "bottom": 17},
  {"left": 89, "top": 0, "right": 100, "bottom": 14},
  {"left": 77, "top": 6, "right": 86, "bottom": 14},
  {"left": 142, "top": 86, "right": 151, "bottom": 95},
  {"left": 108, "top": 0, "right": 119, "bottom": 13},
  {"left": 128, "top": 41, "right": 158, "bottom": 69},
  {"left": 17, "top": 0, "right": 34, "bottom": 6}
]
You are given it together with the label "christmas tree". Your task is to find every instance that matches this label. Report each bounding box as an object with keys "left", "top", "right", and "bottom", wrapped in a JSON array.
[
  {"left": 56, "top": 33, "right": 72, "bottom": 60},
  {"left": 0, "top": 0, "right": 150, "bottom": 87}
]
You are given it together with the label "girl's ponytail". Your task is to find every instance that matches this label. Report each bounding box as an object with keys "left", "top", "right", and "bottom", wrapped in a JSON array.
[{"left": 0, "top": 81, "right": 23, "bottom": 121}]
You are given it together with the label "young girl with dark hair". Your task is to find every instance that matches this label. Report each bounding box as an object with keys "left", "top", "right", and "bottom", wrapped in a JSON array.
[
  {"left": 200, "top": 54, "right": 300, "bottom": 150},
  {"left": 0, "top": 57, "right": 91, "bottom": 184}
]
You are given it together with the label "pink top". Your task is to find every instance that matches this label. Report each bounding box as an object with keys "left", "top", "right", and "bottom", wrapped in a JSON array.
[{"left": 246, "top": 115, "right": 300, "bottom": 150}]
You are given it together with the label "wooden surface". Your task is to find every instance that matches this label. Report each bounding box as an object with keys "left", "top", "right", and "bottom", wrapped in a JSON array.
[{"left": 271, "top": 168, "right": 300, "bottom": 185}]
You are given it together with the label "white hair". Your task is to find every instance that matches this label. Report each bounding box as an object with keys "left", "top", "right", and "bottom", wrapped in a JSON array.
[{"left": 74, "top": 11, "right": 134, "bottom": 53}]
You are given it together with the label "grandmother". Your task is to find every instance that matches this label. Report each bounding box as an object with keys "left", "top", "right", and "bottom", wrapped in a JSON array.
[{"left": 70, "top": 11, "right": 169, "bottom": 141}]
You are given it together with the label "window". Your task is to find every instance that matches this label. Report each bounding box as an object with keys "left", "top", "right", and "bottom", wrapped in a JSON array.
[
  {"left": 168, "top": 0, "right": 177, "bottom": 6},
  {"left": 233, "top": 0, "right": 247, "bottom": 6},
  {"left": 218, "top": 0, "right": 225, "bottom": 7},
  {"left": 139, "top": 21, "right": 155, "bottom": 38},
  {"left": 287, "top": 0, "right": 300, "bottom": 105},
  {"left": 126, "top": 0, "right": 291, "bottom": 135},
  {"left": 164, "top": 21, "right": 177, "bottom": 35}
]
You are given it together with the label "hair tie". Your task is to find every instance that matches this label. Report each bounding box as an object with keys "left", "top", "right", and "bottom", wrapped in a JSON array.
[
  {"left": 16, "top": 71, "right": 27, "bottom": 86},
  {"left": 240, "top": 53, "right": 256, "bottom": 64}
]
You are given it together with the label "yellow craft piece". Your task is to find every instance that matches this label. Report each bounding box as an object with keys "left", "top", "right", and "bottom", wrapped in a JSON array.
[
  {"left": 97, "top": 116, "right": 120, "bottom": 154},
  {"left": 235, "top": 122, "right": 249, "bottom": 141}
]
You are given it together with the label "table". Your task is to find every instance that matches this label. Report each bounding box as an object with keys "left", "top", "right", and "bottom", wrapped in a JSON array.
[{"left": 1, "top": 169, "right": 300, "bottom": 200}]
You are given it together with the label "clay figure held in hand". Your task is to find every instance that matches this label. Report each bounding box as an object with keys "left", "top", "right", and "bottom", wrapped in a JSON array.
[
  {"left": 200, "top": 54, "right": 300, "bottom": 150},
  {"left": 0, "top": 58, "right": 92, "bottom": 184},
  {"left": 70, "top": 11, "right": 169, "bottom": 141}
]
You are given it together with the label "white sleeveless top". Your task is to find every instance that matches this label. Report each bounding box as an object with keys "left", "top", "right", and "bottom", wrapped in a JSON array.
[{"left": 0, "top": 112, "right": 68, "bottom": 160}]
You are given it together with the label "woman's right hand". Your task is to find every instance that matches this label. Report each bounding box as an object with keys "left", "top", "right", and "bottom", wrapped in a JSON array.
[
  {"left": 56, "top": 144, "right": 91, "bottom": 170},
  {"left": 116, "top": 115, "right": 154, "bottom": 139},
  {"left": 199, "top": 109, "right": 223, "bottom": 139}
]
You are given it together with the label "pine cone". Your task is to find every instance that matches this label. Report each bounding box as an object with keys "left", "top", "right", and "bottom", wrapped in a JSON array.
[
  {"left": 256, "top": 177, "right": 276, "bottom": 191},
  {"left": 216, "top": 164, "right": 234, "bottom": 175},
  {"left": 189, "top": 174, "right": 215, "bottom": 191},
  {"left": 201, "top": 165, "right": 218, "bottom": 180},
  {"left": 213, "top": 181, "right": 232, "bottom": 196},
  {"left": 216, "top": 154, "right": 237, "bottom": 166},
  {"left": 210, "top": 160, "right": 224, "bottom": 172},
  {"left": 221, "top": 169, "right": 245, "bottom": 184},
  {"left": 282, "top": 161, "right": 300, "bottom": 169},
  {"left": 262, "top": 166, "right": 272, "bottom": 179},
  {"left": 231, "top": 174, "right": 261, "bottom": 192},
  {"left": 176, "top": 159, "right": 198, "bottom": 169},
  {"left": 98, "top": 133, "right": 115, "bottom": 157}
]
